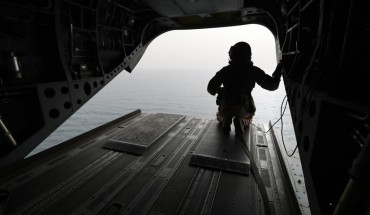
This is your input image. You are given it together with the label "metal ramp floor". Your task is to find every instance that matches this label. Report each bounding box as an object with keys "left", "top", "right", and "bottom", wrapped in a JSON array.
[{"left": 0, "top": 110, "right": 304, "bottom": 215}]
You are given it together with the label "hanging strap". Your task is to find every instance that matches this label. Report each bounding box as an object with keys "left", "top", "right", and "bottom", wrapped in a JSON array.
[{"left": 236, "top": 134, "right": 272, "bottom": 215}]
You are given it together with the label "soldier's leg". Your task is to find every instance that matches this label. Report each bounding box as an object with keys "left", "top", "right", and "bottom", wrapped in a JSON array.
[
  {"left": 233, "top": 117, "right": 244, "bottom": 135},
  {"left": 233, "top": 106, "right": 254, "bottom": 135},
  {"left": 242, "top": 115, "right": 253, "bottom": 127},
  {"left": 217, "top": 104, "right": 232, "bottom": 135}
]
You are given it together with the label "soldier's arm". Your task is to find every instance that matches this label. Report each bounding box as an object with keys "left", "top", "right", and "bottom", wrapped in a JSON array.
[
  {"left": 207, "top": 68, "right": 226, "bottom": 95},
  {"left": 255, "top": 63, "right": 283, "bottom": 91}
]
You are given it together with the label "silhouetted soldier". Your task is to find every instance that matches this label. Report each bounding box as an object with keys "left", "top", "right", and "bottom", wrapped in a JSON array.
[{"left": 207, "top": 41, "right": 283, "bottom": 135}]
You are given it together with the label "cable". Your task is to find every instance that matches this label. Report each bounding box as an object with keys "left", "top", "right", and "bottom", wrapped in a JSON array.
[
  {"left": 252, "top": 94, "right": 288, "bottom": 133},
  {"left": 260, "top": 95, "right": 288, "bottom": 133},
  {"left": 280, "top": 97, "right": 299, "bottom": 157},
  {"left": 252, "top": 94, "right": 299, "bottom": 157}
]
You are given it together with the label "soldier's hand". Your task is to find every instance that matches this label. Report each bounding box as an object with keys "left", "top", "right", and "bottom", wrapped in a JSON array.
[
  {"left": 274, "top": 60, "right": 284, "bottom": 77},
  {"left": 276, "top": 60, "right": 284, "bottom": 70}
]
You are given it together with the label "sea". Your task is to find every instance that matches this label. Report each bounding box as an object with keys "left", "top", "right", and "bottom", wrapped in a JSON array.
[{"left": 29, "top": 68, "right": 297, "bottom": 156}]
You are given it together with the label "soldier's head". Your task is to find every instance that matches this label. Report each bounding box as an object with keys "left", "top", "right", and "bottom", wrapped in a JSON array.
[{"left": 228, "top": 42, "right": 252, "bottom": 62}]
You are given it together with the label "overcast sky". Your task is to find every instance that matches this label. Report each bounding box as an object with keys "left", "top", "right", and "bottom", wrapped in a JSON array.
[{"left": 136, "top": 24, "right": 278, "bottom": 74}]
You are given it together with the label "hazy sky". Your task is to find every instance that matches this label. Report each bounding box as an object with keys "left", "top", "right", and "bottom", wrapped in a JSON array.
[{"left": 136, "top": 24, "right": 278, "bottom": 74}]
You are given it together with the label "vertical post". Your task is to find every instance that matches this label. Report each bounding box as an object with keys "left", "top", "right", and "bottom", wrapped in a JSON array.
[{"left": 0, "top": 115, "right": 17, "bottom": 146}]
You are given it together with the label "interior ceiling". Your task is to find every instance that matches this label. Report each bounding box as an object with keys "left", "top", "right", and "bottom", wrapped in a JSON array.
[
  {"left": 1, "top": 0, "right": 369, "bottom": 214},
  {"left": 141, "top": 0, "right": 243, "bottom": 17}
]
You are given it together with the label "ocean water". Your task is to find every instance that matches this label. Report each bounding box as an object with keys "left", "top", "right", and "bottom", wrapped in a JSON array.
[{"left": 29, "top": 68, "right": 297, "bottom": 156}]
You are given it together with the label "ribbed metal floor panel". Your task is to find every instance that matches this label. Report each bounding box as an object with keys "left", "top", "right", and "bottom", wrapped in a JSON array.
[
  {"left": 0, "top": 110, "right": 301, "bottom": 215},
  {"left": 190, "top": 121, "right": 251, "bottom": 175}
]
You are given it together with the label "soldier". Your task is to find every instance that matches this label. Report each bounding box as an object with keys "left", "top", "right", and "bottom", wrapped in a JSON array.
[{"left": 207, "top": 41, "right": 283, "bottom": 135}]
